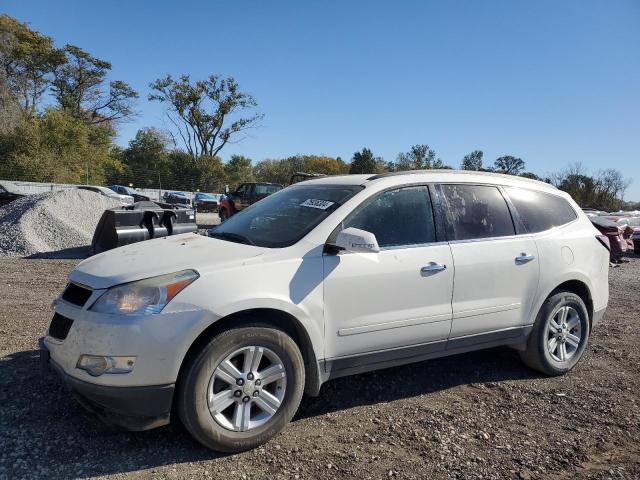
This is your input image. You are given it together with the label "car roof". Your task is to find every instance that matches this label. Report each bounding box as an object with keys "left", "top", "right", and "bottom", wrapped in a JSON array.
[{"left": 298, "top": 170, "right": 558, "bottom": 193}]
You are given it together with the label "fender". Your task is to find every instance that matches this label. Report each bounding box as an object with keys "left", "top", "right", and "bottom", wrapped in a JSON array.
[
  {"left": 211, "top": 297, "right": 324, "bottom": 362},
  {"left": 526, "top": 270, "right": 594, "bottom": 326}
]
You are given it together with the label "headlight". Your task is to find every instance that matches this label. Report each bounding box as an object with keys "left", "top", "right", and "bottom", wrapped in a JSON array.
[{"left": 90, "top": 270, "right": 199, "bottom": 315}]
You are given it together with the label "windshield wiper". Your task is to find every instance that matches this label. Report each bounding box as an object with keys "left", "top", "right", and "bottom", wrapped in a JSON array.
[{"left": 209, "top": 231, "right": 256, "bottom": 246}]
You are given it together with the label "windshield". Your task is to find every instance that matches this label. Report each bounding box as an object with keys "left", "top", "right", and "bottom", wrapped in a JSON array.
[
  {"left": 211, "top": 184, "right": 362, "bottom": 247},
  {"left": 197, "top": 193, "right": 217, "bottom": 199}
]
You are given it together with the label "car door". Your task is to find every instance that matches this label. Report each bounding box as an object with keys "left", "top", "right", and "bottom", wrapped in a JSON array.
[
  {"left": 323, "top": 185, "right": 454, "bottom": 361},
  {"left": 231, "top": 184, "right": 247, "bottom": 210},
  {"left": 435, "top": 184, "right": 539, "bottom": 340}
]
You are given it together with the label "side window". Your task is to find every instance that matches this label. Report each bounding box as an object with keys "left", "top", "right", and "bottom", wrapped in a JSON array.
[
  {"left": 439, "top": 184, "right": 515, "bottom": 241},
  {"left": 335, "top": 186, "right": 436, "bottom": 248},
  {"left": 505, "top": 187, "right": 577, "bottom": 233},
  {"left": 235, "top": 184, "right": 247, "bottom": 196}
]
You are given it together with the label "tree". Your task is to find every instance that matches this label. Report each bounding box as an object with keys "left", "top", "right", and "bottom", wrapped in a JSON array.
[
  {"left": 0, "top": 107, "right": 121, "bottom": 184},
  {"left": 395, "top": 144, "right": 444, "bottom": 170},
  {"left": 225, "top": 154, "right": 254, "bottom": 186},
  {"left": 252, "top": 155, "right": 349, "bottom": 185},
  {"left": 349, "top": 148, "right": 382, "bottom": 174},
  {"left": 519, "top": 171, "right": 541, "bottom": 180},
  {"left": 552, "top": 162, "right": 632, "bottom": 210},
  {"left": 149, "top": 74, "right": 262, "bottom": 160},
  {"left": 116, "top": 128, "right": 171, "bottom": 188},
  {"left": 0, "top": 15, "right": 66, "bottom": 113},
  {"left": 494, "top": 155, "right": 525, "bottom": 175},
  {"left": 53, "top": 45, "right": 138, "bottom": 126},
  {"left": 461, "top": 150, "right": 483, "bottom": 171}
]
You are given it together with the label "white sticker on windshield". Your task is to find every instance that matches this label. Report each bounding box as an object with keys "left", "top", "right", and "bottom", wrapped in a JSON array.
[{"left": 300, "top": 199, "right": 335, "bottom": 210}]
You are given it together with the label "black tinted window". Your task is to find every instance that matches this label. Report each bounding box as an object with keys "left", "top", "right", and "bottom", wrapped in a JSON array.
[
  {"left": 506, "top": 187, "right": 577, "bottom": 233},
  {"left": 338, "top": 186, "right": 436, "bottom": 248},
  {"left": 255, "top": 184, "right": 282, "bottom": 195},
  {"left": 440, "top": 184, "right": 515, "bottom": 240}
]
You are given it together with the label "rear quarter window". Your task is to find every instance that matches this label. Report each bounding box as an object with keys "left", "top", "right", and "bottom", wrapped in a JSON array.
[{"left": 505, "top": 187, "right": 577, "bottom": 233}]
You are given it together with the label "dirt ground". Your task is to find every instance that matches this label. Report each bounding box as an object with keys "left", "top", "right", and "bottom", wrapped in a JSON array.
[{"left": 1, "top": 256, "right": 639, "bottom": 480}]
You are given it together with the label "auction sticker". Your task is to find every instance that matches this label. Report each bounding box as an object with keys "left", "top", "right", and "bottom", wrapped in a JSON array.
[{"left": 300, "top": 199, "right": 335, "bottom": 210}]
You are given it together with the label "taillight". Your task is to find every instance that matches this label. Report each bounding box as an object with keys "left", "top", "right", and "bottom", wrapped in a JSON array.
[{"left": 596, "top": 234, "right": 610, "bottom": 251}]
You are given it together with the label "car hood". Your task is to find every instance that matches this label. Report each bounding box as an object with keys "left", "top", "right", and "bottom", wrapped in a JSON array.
[{"left": 69, "top": 233, "right": 266, "bottom": 289}]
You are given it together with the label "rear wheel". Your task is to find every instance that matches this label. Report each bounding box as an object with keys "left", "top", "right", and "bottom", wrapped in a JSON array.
[
  {"left": 219, "top": 208, "right": 229, "bottom": 222},
  {"left": 178, "top": 326, "right": 305, "bottom": 452},
  {"left": 519, "top": 291, "right": 590, "bottom": 376}
]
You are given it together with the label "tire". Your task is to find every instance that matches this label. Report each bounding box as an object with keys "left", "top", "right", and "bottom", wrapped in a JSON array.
[
  {"left": 219, "top": 208, "right": 228, "bottom": 222},
  {"left": 177, "top": 326, "right": 305, "bottom": 452},
  {"left": 519, "top": 291, "right": 590, "bottom": 376}
]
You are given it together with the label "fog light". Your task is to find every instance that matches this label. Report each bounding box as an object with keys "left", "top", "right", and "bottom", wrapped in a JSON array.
[{"left": 76, "top": 355, "right": 136, "bottom": 376}]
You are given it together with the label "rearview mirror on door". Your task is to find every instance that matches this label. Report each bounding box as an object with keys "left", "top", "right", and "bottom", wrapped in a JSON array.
[{"left": 334, "top": 227, "right": 380, "bottom": 253}]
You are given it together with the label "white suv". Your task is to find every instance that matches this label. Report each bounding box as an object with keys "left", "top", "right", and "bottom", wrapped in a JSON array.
[{"left": 42, "top": 171, "right": 609, "bottom": 452}]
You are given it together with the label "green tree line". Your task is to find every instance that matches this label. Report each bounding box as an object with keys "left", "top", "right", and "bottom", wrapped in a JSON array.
[{"left": 0, "top": 15, "right": 634, "bottom": 211}]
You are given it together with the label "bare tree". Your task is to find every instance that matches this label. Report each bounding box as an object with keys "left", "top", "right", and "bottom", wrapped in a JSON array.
[
  {"left": 53, "top": 45, "right": 138, "bottom": 126},
  {"left": 149, "top": 74, "right": 263, "bottom": 161}
]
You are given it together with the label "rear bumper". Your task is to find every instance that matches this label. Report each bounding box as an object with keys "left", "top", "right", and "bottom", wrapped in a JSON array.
[{"left": 41, "top": 339, "right": 174, "bottom": 431}]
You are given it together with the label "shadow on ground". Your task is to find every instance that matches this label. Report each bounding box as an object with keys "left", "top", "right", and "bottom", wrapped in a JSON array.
[
  {"left": 0, "top": 346, "right": 541, "bottom": 478},
  {"left": 25, "top": 245, "right": 92, "bottom": 259}
]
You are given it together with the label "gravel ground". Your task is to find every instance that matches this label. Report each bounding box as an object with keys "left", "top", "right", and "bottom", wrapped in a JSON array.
[
  {"left": 0, "top": 256, "right": 639, "bottom": 479},
  {"left": 0, "top": 190, "right": 120, "bottom": 258}
]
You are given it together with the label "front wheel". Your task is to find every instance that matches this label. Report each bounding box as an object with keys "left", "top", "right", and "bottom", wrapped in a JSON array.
[
  {"left": 177, "top": 326, "right": 305, "bottom": 452},
  {"left": 218, "top": 208, "right": 229, "bottom": 222},
  {"left": 519, "top": 291, "right": 590, "bottom": 376}
]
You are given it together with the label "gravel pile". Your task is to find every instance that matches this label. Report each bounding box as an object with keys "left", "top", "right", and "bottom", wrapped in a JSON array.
[{"left": 0, "top": 189, "right": 120, "bottom": 258}]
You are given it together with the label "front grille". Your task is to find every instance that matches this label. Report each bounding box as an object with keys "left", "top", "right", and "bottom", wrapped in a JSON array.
[
  {"left": 61, "top": 283, "right": 92, "bottom": 307},
  {"left": 48, "top": 313, "right": 74, "bottom": 340}
]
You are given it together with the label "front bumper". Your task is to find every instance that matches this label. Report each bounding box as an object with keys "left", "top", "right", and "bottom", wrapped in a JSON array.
[{"left": 41, "top": 339, "right": 174, "bottom": 431}]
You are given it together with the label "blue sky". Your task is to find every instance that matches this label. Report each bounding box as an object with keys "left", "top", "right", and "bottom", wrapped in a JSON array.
[{"left": 5, "top": 1, "right": 640, "bottom": 199}]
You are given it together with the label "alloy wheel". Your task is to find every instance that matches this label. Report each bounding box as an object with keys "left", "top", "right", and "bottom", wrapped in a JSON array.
[
  {"left": 207, "top": 346, "right": 287, "bottom": 432},
  {"left": 546, "top": 305, "right": 582, "bottom": 362}
]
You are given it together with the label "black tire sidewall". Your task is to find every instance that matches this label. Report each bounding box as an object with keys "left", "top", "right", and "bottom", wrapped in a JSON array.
[
  {"left": 535, "top": 292, "right": 590, "bottom": 375},
  {"left": 179, "top": 327, "right": 305, "bottom": 453}
]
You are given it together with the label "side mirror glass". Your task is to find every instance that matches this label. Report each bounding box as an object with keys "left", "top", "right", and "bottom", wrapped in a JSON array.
[{"left": 334, "top": 227, "right": 380, "bottom": 253}]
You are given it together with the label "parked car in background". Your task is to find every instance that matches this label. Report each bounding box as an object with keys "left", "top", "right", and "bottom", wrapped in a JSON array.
[
  {"left": 110, "top": 185, "right": 150, "bottom": 202},
  {"left": 163, "top": 191, "right": 192, "bottom": 207},
  {"left": 590, "top": 216, "right": 629, "bottom": 262},
  {"left": 193, "top": 192, "right": 221, "bottom": 212},
  {"left": 77, "top": 185, "right": 134, "bottom": 205},
  {"left": 0, "top": 180, "right": 24, "bottom": 207},
  {"left": 218, "top": 182, "right": 283, "bottom": 221},
  {"left": 42, "top": 170, "right": 608, "bottom": 453},
  {"left": 582, "top": 208, "right": 608, "bottom": 217},
  {"left": 613, "top": 217, "right": 640, "bottom": 253}
]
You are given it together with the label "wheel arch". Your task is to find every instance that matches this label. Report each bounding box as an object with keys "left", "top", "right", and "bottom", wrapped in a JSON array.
[
  {"left": 548, "top": 279, "right": 594, "bottom": 327},
  {"left": 177, "top": 308, "right": 323, "bottom": 397}
]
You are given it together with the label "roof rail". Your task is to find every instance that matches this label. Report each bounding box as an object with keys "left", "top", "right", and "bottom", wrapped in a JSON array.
[{"left": 367, "top": 169, "right": 555, "bottom": 188}]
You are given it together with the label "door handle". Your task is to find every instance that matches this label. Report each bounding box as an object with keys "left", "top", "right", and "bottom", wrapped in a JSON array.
[
  {"left": 421, "top": 262, "right": 447, "bottom": 275},
  {"left": 515, "top": 253, "right": 536, "bottom": 264}
]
